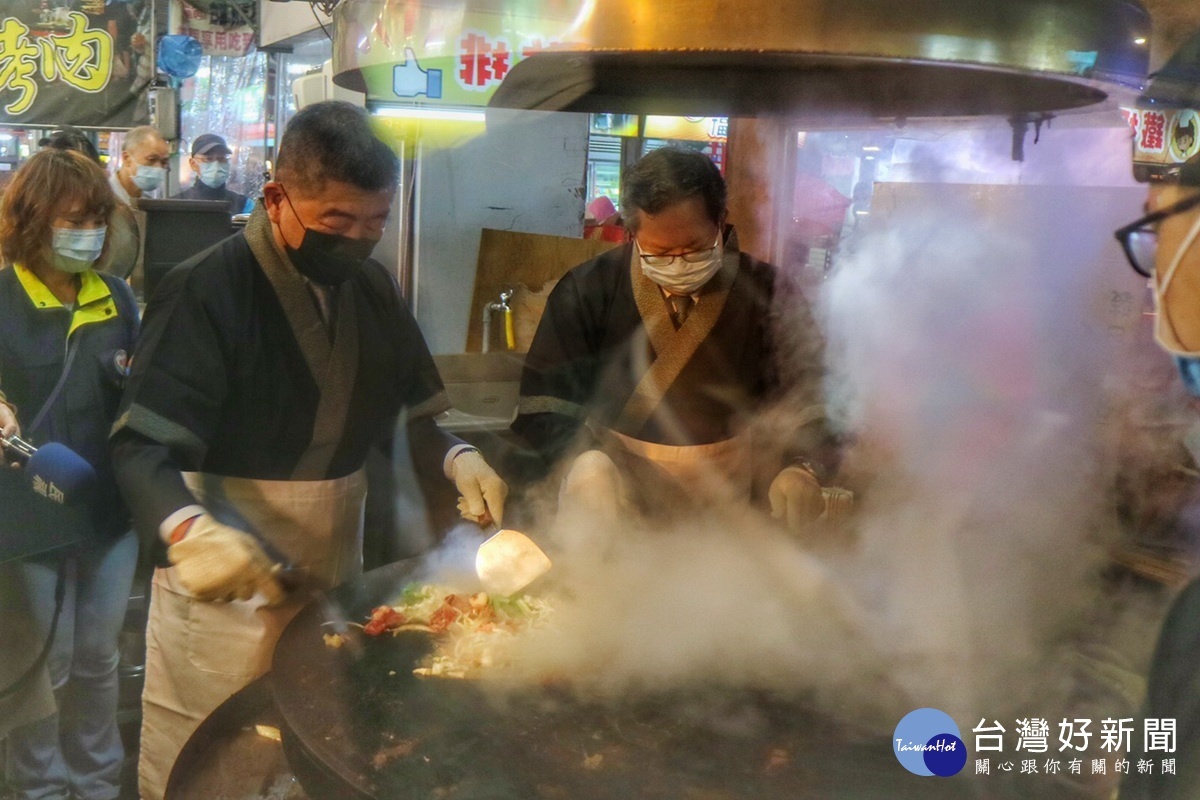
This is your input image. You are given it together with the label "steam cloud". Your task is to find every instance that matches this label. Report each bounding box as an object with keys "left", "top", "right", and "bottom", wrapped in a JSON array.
[
  {"left": 360, "top": 121, "right": 1159, "bottom": 745},
  {"left": 490, "top": 172, "right": 1148, "bottom": 735},
  {"left": 820, "top": 198, "right": 1121, "bottom": 722}
]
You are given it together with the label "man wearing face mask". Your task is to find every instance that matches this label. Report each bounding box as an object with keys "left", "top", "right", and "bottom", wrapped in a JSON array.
[
  {"left": 1115, "top": 28, "right": 1200, "bottom": 800},
  {"left": 513, "top": 147, "right": 835, "bottom": 537},
  {"left": 110, "top": 101, "right": 507, "bottom": 800},
  {"left": 109, "top": 124, "right": 169, "bottom": 205},
  {"left": 171, "top": 133, "right": 251, "bottom": 213}
]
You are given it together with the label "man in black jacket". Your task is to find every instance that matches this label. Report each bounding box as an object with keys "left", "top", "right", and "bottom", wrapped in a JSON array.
[
  {"left": 513, "top": 147, "right": 834, "bottom": 535},
  {"left": 114, "top": 103, "right": 506, "bottom": 799},
  {"left": 171, "top": 133, "right": 251, "bottom": 213}
]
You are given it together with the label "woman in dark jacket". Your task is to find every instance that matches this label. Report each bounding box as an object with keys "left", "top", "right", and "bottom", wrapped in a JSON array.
[{"left": 0, "top": 149, "right": 140, "bottom": 800}]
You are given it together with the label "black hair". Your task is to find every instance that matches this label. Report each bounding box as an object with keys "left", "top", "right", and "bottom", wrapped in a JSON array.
[
  {"left": 45, "top": 126, "right": 101, "bottom": 164},
  {"left": 275, "top": 101, "right": 399, "bottom": 194},
  {"left": 620, "top": 147, "right": 726, "bottom": 233}
]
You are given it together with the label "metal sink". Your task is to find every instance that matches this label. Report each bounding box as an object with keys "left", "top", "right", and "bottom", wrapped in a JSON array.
[{"left": 433, "top": 353, "right": 524, "bottom": 432}]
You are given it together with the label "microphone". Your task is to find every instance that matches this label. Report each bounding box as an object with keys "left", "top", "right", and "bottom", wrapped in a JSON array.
[{"left": 2, "top": 436, "right": 96, "bottom": 505}]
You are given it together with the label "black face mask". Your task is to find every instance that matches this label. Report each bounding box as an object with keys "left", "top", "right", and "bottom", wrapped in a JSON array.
[{"left": 280, "top": 189, "right": 378, "bottom": 285}]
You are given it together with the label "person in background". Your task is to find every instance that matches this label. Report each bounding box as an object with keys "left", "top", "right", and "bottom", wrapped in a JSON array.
[
  {"left": 43, "top": 127, "right": 140, "bottom": 282},
  {"left": 1114, "top": 29, "right": 1200, "bottom": 800},
  {"left": 171, "top": 133, "right": 251, "bottom": 213},
  {"left": 43, "top": 127, "right": 100, "bottom": 163},
  {"left": 583, "top": 195, "right": 626, "bottom": 244},
  {"left": 109, "top": 125, "right": 169, "bottom": 205},
  {"left": 110, "top": 101, "right": 507, "bottom": 800},
  {"left": 0, "top": 149, "right": 140, "bottom": 800},
  {"left": 512, "top": 147, "right": 835, "bottom": 539}
]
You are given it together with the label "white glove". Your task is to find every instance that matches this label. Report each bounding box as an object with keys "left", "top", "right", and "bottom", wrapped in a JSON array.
[
  {"left": 167, "top": 514, "right": 286, "bottom": 605},
  {"left": 768, "top": 465, "right": 824, "bottom": 531},
  {"left": 451, "top": 449, "right": 507, "bottom": 526},
  {"left": 558, "top": 449, "right": 624, "bottom": 520}
]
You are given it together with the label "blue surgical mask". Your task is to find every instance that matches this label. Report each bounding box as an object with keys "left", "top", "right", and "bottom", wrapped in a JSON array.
[
  {"left": 132, "top": 165, "right": 165, "bottom": 192},
  {"left": 198, "top": 160, "right": 230, "bottom": 189},
  {"left": 52, "top": 226, "right": 106, "bottom": 273}
]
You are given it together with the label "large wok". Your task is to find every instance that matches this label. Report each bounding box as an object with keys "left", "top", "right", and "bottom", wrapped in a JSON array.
[{"left": 270, "top": 557, "right": 974, "bottom": 799}]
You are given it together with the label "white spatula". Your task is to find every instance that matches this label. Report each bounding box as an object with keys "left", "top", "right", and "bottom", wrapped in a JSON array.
[{"left": 475, "top": 529, "right": 552, "bottom": 596}]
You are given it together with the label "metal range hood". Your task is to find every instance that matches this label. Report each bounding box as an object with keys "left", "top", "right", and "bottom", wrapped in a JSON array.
[{"left": 487, "top": 0, "right": 1152, "bottom": 120}]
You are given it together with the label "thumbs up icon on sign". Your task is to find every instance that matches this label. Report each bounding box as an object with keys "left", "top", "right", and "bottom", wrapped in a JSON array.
[{"left": 393, "top": 47, "right": 443, "bottom": 99}]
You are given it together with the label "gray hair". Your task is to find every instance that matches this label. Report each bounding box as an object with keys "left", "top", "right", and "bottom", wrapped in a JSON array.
[{"left": 122, "top": 125, "right": 166, "bottom": 154}]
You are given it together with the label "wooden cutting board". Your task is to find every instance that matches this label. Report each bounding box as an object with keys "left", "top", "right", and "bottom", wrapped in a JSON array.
[{"left": 466, "top": 228, "right": 621, "bottom": 353}]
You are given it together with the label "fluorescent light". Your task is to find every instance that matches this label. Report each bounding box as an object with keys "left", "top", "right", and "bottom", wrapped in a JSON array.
[
  {"left": 862, "top": 145, "right": 881, "bottom": 152},
  {"left": 1134, "top": 37, "right": 1147, "bottom": 45},
  {"left": 374, "top": 107, "right": 486, "bottom": 123}
]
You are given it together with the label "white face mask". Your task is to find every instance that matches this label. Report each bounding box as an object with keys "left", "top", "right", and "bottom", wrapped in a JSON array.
[
  {"left": 198, "top": 160, "right": 230, "bottom": 189},
  {"left": 637, "top": 234, "right": 724, "bottom": 296},
  {"left": 132, "top": 164, "right": 165, "bottom": 192},
  {"left": 51, "top": 226, "right": 106, "bottom": 273},
  {"left": 1153, "top": 210, "right": 1200, "bottom": 356}
]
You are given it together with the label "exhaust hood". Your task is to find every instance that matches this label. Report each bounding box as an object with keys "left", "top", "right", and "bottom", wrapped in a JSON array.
[{"left": 484, "top": 0, "right": 1151, "bottom": 119}]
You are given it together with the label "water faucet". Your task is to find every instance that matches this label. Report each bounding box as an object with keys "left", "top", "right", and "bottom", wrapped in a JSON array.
[{"left": 481, "top": 287, "right": 515, "bottom": 353}]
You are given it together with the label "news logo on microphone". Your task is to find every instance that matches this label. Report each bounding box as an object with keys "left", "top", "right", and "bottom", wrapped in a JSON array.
[
  {"left": 31, "top": 473, "right": 66, "bottom": 504},
  {"left": 3, "top": 437, "right": 96, "bottom": 505}
]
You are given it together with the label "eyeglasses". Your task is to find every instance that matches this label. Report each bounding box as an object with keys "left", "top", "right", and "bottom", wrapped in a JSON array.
[
  {"left": 1114, "top": 193, "right": 1200, "bottom": 278},
  {"left": 636, "top": 236, "right": 720, "bottom": 269}
]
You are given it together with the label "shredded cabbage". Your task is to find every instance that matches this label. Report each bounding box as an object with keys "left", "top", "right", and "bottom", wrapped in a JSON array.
[{"left": 385, "top": 583, "right": 551, "bottom": 678}]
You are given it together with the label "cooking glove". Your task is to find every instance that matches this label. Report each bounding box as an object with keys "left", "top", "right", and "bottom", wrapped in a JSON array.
[
  {"left": 558, "top": 449, "right": 624, "bottom": 518},
  {"left": 451, "top": 449, "right": 508, "bottom": 527},
  {"left": 167, "top": 513, "right": 287, "bottom": 605},
  {"left": 768, "top": 465, "right": 824, "bottom": 531}
]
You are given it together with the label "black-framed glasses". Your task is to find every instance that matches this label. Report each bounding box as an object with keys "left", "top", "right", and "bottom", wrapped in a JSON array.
[
  {"left": 1114, "top": 193, "right": 1200, "bottom": 278},
  {"left": 636, "top": 236, "right": 720, "bottom": 269}
]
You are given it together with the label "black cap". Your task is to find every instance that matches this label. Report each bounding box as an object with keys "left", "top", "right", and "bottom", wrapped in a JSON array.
[
  {"left": 1140, "top": 32, "right": 1200, "bottom": 111},
  {"left": 191, "top": 133, "right": 231, "bottom": 157}
]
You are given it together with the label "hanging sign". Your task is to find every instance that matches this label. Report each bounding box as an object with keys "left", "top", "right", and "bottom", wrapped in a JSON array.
[
  {"left": 169, "top": 0, "right": 255, "bottom": 59},
  {"left": 0, "top": 0, "right": 150, "bottom": 127},
  {"left": 1124, "top": 106, "right": 1200, "bottom": 181}
]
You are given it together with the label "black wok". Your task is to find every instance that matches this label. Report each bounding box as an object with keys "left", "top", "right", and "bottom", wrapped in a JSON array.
[{"left": 166, "top": 675, "right": 304, "bottom": 799}]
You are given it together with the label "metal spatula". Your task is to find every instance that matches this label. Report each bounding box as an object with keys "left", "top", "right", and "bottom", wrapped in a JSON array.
[{"left": 475, "top": 529, "right": 552, "bottom": 597}]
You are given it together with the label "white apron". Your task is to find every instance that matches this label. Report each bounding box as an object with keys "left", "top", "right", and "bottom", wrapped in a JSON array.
[{"left": 138, "top": 470, "right": 366, "bottom": 800}]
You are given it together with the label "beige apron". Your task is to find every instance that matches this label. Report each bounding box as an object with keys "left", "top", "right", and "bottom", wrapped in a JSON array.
[
  {"left": 138, "top": 209, "right": 369, "bottom": 800},
  {"left": 138, "top": 472, "right": 365, "bottom": 799},
  {"left": 605, "top": 428, "right": 751, "bottom": 504}
]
